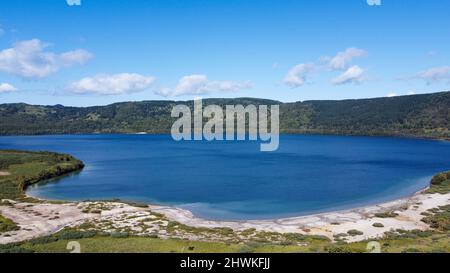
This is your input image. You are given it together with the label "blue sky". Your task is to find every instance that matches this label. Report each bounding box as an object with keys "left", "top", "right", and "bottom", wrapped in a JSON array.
[{"left": 0, "top": 0, "right": 449, "bottom": 106}]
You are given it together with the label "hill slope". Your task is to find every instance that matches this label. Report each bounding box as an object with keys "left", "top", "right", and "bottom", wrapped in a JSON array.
[{"left": 0, "top": 92, "right": 449, "bottom": 139}]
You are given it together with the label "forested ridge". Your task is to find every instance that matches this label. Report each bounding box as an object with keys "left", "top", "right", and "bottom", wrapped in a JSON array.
[{"left": 0, "top": 91, "right": 449, "bottom": 139}]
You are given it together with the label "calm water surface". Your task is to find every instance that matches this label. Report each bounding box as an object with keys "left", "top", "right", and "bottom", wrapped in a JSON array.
[{"left": 1, "top": 134, "right": 449, "bottom": 220}]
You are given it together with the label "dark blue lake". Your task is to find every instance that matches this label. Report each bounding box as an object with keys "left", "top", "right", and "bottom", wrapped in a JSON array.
[{"left": 1, "top": 135, "right": 449, "bottom": 220}]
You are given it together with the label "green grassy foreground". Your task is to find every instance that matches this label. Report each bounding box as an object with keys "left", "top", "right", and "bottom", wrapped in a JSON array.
[
  {"left": 0, "top": 215, "right": 19, "bottom": 234},
  {"left": 1, "top": 228, "right": 449, "bottom": 253}
]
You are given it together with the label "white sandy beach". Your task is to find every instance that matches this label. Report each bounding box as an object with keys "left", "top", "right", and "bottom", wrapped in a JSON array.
[
  {"left": 149, "top": 190, "right": 450, "bottom": 242},
  {"left": 1, "top": 188, "right": 449, "bottom": 244}
]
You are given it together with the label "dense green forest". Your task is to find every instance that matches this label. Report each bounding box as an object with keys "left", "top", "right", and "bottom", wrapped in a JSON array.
[{"left": 0, "top": 91, "right": 449, "bottom": 139}]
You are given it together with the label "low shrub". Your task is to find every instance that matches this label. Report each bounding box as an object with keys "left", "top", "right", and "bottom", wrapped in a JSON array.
[
  {"left": 347, "top": 229, "right": 364, "bottom": 236},
  {"left": 374, "top": 212, "right": 399, "bottom": 218},
  {"left": 431, "top": 172, "right": 450, "bottom": 185},
  {"left": 57, "top": 229, "right": 97, "bottom": 240},
  {"left": 28, "top": 235, "right": 59, "bottom": 245},
  {"left": 427, "top": 171, "right": 450, "bottom": 194},
  {"left": 421, "top": 205, "right": 450, "bottom": 231},
  {"left": 0, "top": 215, "right": 19, "bottom": 233},
  {"left": 283, "top": 233, "right": 307, "bottom": 242},
  {"left": 327, "top": 246, "right": 353, "bottom": 253},
  {"left": 110, "top": 232, "right": 129, "bottom": 238},
  {"left": 0, "top": 243, "right": 34, "bottom": 253},
  {"left": 402, "top": 248, "right": 422, "bottom": 253},
  {"left": 237, "top": 245, "right": 255, "bottom": 253}
]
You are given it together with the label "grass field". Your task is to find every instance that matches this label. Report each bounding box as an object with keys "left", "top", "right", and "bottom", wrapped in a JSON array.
[
  {"left": 0, "top": 215, "right": 19, "bottom": 234},
  {"left": 0, "top": 150, "right": 84, "bottom": 200},
  {"left": 427, "top": 171, "right": 450, "bottom": 194},
  {"left": 1, "top": 229, "right": 449, "bottom": 253}
]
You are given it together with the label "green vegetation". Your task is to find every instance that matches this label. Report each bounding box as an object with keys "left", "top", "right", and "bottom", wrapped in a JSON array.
[
  {"left": 372, "top": 223, "right": 385, "bottom": 228},
  {"left": 1, "top": 227, "right": 449, "bottom": 253},
  {"left": 374, "top": 212, "right": 399, "bottom": 218},
  {"left": 0, "top": 92, "right": 449, "bottom": 139},
  {"left": 0, "top": 150, "right": 84, "bottom": 200},
  {"left": 0, "top": 228, "right": 331, "bottom": 253},
  {"left": 427, "top": 171, "right": 450, "bottom": 194},
  {"left": 0, "top": 214, "right": 19, "bottom": 233},
  {"left": 421, "top": 205, "right": 450, "bottom": 231},
  {"left": 347, "top": 229, "right": 364, "bottom": 236}
]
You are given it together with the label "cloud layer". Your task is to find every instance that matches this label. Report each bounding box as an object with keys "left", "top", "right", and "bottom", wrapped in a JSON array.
[
  {"left": 68, "top": 73, "right": 156, "bottom": 95},
  {"left": 386, "top": 93, "right": 397, "bottom": 98},
  {"left": 413, "top": 66, "right": 450, "bottom": 85},
  {"left": 283, "top": 64, "right": 314, "bottom": 88},
  {"left": 0, "top": 39, "right": 93, "bottom": 79},
  {"left": 283, "top": 47, "right": 368, "bottom": 88},
  {"left": 326, "top": 47, "right": 367, "bottom": 71},
  {"left": 332, "top": 65, "right": 366, "bottom": 85},
  {"left": 158, "top": 74, "right": 252, "bottom": 96},
  {"left": 0, "top": 83, "right": 17, "bottom": 93}
]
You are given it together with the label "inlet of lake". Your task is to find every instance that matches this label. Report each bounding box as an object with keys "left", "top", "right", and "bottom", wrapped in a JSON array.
[{"left": 1, "top": 134, "right": 449, "bottom": 220}]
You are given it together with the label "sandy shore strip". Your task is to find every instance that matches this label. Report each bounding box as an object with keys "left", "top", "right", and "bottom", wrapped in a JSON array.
[
  {"left": 1, "top": 190, "right": 449, "bottom": 244},
  {"left": 0, "top": 201, "right": 149, "bottom": 244},
  {"left": 150, "top": 191, "right": 450, "bottom": 242},
  {"left": 0, "top": 171, "right": 10, "bottom": 176}
]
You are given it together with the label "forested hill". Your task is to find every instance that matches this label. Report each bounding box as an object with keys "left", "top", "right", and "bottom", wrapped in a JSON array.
[{"left": 0, "top": 91, "right": 449, "bottom": 139}]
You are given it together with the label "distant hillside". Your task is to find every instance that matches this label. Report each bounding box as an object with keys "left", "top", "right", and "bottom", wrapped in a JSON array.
[{"left": 0, "top": 92, "right": 449, "bottom": 139}]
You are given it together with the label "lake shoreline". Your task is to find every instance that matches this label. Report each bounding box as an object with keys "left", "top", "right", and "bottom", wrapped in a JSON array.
[
  {"left": 0, "top": 182, "right": 447, "bottom": 244},
  {"left": 148, "top": 187, "right": 450, "bottom": 242},
  {"left": 14, "top": 134, "right": 450, "bottom": 222},
  {"left": 1, "top": 148, "right": 449, "bottom": 245},
  {"left": 24, "top": 181, "right": 431, "bottom": 222},
  {"left": 2, "top": 132, "right": 449, "bottom": 142}
]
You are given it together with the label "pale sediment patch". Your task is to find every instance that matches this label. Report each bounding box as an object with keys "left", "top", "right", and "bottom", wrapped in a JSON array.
[
  {"left": 0, "top": 171, "right": 11, "bottom": 176},
  {"left": 0, "top": 201, "right": 92, "bottom": 244},
  {"left": 0, "top": 201, "right": 147, "bottom": 244}
]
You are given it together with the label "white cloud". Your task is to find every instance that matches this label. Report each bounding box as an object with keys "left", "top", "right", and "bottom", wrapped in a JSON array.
[
  {"left": 174, "top": 75, "right": 209, "bottom": 95},
  {"left": 407, "top": 91, "right": 416, "bottom": 95},
  {"left": 412, "top": 66, "right": 450, "bottom": 85},
  {"left": 68, "top": 73, "right": 156, "bottom": 95},
  {"left": 386, "top": 93, "right": 397, "bottom": 98},
  {"left": 283, "top": 63, "right": 314, "bottom": 88},
  {"left": 332, "top": 65, "right": 366, "bottom": 85},
  {"left": 0, "top": 82, "right": 17, "bottom": 93},
  {"left": 0, "top": 39, "right": 93, "bottom": 79},
  {"left": 283, "top": 48, "right": 368, "bottom": 88},
  {"left": 325, "top": 47, "right": 367, "bottom": 71},
  {"left": 160, "top": 74, "right": 252, "bottom": 96},
  {"left": 60, "top": 49, "right": 93, "bottom": 66}
]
